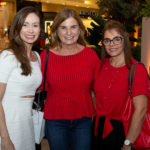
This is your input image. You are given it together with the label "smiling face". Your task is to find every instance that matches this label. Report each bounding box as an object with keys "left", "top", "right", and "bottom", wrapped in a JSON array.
[
  {"left": 104, "top": 29, "right": 125, "bottom": 58},
  {"left": 20, "top": 13, "right": 40, "bottom": 47},
  {"left": 57, "top": 17, "right": 80, "bottom": 46}
]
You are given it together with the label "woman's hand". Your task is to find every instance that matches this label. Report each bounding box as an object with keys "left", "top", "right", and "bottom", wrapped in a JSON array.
[
  {"left": 121, "top": 145, "right": 131, "bottom": 150},
  {"left": 0, "top": 83, "right": 15, "bottom": 150},
  {"left": 1, "top": 137, "right": 15, "bottom": 150},
  {"left": 36, "top": 89, "right": 42, "bottom": 93}
]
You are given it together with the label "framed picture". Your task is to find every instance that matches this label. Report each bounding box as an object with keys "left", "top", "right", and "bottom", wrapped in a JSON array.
[{"left": 45, "top": 21, "right": 53, "bottom": 35}]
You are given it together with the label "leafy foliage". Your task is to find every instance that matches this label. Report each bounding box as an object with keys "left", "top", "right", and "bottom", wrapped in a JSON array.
[
  {"left": 131, "top": 45, "right": 141, "bottom": 61},
  {"left": 85, "top": 16, "right": 106, "bottom": 49},
  {"left": 139, "top": 0, "right": 150, "bottom": 17},
  {"left": 97, "top": 0, "right": 146, "bottom": 25}
]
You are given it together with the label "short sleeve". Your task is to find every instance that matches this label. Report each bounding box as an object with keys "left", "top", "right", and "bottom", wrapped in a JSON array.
[
  {"left": 132, "top": 63, "right": 150, "bottom": 98},
  {"left": 0, "top": 51, "right": 17, "bottom": 83}
]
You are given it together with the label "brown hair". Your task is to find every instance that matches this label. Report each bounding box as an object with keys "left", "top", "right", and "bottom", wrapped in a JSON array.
[
  {"left": 50, "top": 8, "right": 86, "bottom": 48},
  {"left": 101, "top": 20, "right": 132, "bottom": 68},
  {"left": 8, "top": 6, "right": 43, "bottom": 75}
]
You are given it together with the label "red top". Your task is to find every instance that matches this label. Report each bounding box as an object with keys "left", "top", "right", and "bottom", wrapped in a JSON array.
[
  {"left": 95, "top": 58, "right": 150, "bottom": 138},
  {"left": 40, "top": 47, "right": 100, "bottom": 120}
]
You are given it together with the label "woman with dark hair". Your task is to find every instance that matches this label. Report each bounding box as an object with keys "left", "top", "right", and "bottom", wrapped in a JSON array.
[
  {"left": 93, "top": 20, "right": 149, "bottom": 150},
  {"left": 0, "top": 6, "right": 42, "bottom": 150},
  {"left": 40, "top": 8, "right": 100, "bottom": 150}
]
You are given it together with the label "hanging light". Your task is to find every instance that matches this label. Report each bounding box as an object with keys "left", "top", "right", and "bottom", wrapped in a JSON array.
[{"left": 0, "top": 1, "right": 7, "bottom": 6}]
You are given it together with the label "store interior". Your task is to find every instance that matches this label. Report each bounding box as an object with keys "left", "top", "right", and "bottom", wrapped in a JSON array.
[{"left": 0, "top": 0, "right": 99, "bottom": 50}]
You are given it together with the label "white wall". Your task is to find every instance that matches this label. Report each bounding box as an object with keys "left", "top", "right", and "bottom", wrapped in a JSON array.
[{"left": 141, "top": 17, "right": 150, "bottom": 74}]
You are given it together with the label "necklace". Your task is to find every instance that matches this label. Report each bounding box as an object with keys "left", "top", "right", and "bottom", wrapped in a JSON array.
[
  {"left": 110, "top": 58, "right": 125, "bottom": 67},
  {"left": 30, "top": 51, "right": 37, "bottom": 61},
  {"left": 54, "top": 44, "right": 83, "bottom": 56}
]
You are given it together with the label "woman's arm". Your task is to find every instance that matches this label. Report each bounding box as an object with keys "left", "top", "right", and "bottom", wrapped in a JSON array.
[
  {"left": 121, "top": 94, "right": 148, "bottom": 150},
  {"left": 0, "top": 82, "right": 15, "bottom": 150}
]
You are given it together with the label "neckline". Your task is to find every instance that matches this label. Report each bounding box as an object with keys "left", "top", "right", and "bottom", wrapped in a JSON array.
[
  {"left": 107, "top": 58, "right": 126, "bottom": 69},
  {"left": 4, "top": 50, "right": 38, "bottom": 63},
  {"left": 49, "top": 47, "right": 86, "bottom": 57},
  {"left": 30, "top": 51, "right": 39, "bottom": 63},
  {"left": 30, "top": 60, "right": 38, "bottom": 63}
]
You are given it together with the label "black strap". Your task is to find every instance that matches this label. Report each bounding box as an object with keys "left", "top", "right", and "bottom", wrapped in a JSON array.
[{"left": 43, "top": 48, "right": 49, "bottom": 91}]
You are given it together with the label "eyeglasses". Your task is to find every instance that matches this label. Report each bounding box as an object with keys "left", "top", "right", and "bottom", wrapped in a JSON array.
[{"left": 102, "top": 36, "right": 123, "bottom": 46}]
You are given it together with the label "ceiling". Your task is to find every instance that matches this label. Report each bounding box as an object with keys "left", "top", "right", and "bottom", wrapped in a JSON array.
[{"left": 26, "top": 0, "right": 99, "bottom": 9}]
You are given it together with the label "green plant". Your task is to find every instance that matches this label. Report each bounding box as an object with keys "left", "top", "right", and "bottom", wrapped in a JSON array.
[
  {"left": 96, "top": 0, "right": 144, "bottom": 25},
  {"left": 139, "top": 0, "right": 150, "bottom": 17},
  {"left": 85, "top": 16, "right": 106, "bottom": 49},
  {"left": 85, "top": 16, "right": 106, "bottom": 58},
  {"left": 131, "top": 38, "right": 141, "bottom": 61}
]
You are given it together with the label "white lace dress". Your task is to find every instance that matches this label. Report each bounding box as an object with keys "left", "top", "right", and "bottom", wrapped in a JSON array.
[{"left": 0, "top": 51, "right": 42, "bottom": 150}]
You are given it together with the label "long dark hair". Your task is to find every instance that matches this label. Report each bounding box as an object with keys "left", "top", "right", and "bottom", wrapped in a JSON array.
[
  {"left": 50, "top": 8, "right": 86, "bottom": 48},
  {"left": 101, "top": 20, "right": 132, "bottom": 69},
  {"left": 8, "top": 6, "right": 43, "bottom": 75}
]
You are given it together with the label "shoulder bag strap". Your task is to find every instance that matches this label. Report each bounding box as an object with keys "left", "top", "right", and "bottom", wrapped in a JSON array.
[
  {"left": 128, "top": 62, "right": 139, "bottom": 96},
  {"left": 43, "top": 48, "right": 49, "bottom": 91},
  {"left": 128, "top": 62, "right": 150, "bottom": 96}
]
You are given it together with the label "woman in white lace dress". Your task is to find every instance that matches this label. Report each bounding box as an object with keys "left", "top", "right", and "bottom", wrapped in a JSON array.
[{"left": 0, "top": 6, "right": 42, "bottom": 150}]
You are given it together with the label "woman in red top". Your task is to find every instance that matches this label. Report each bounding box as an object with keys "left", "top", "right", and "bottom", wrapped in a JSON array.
[
  {"left": 40, "top": 8, "right": 100, "bottom": 150},
  {"left": 93, "top": 20, "right": 149, "bottom": 150}
]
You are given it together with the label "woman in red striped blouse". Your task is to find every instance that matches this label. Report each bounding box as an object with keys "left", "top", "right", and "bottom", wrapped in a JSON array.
[{"left": 40, "top": 8, "right": 100, "bottom": 150}]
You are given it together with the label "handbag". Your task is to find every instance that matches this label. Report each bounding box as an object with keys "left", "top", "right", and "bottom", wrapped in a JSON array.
[
  {"left": 122, "top": 62, "right": 150, "bottom": 149},
  {"left": 32, "top": 48, "right": 49, "bottom": 111},
  {"left": 32, "top": 109, "right": 45, "bottom": 144},
  {"left": 32, "top": 49, "right": 49, "bottom": 144}
]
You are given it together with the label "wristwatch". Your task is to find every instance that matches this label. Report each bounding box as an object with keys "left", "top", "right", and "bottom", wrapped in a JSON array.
[{"left": 124, "top": 139, "right": 133, "bottom": 146}]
